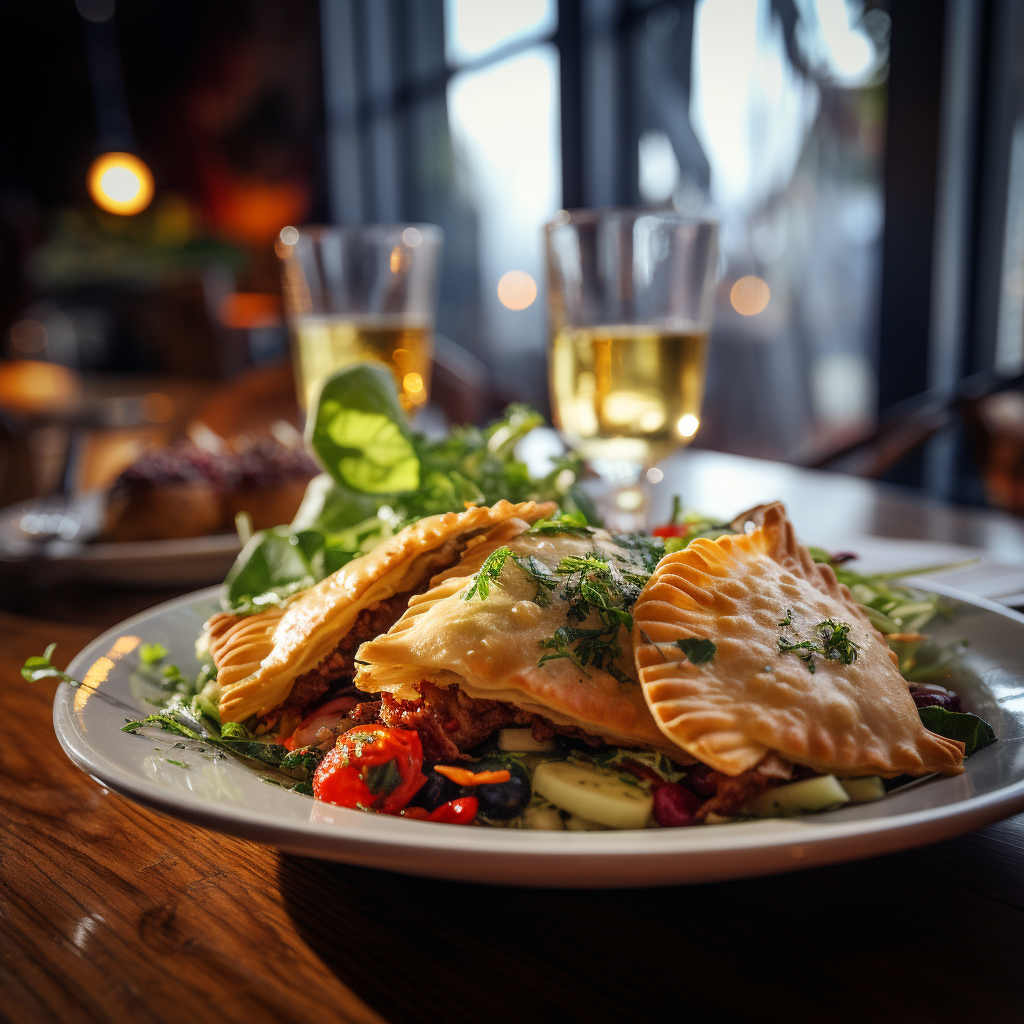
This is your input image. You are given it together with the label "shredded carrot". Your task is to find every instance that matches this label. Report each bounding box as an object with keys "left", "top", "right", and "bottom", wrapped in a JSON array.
[
  {"left": 434, "top": 765, "right": 511, "bottom": 786},
  {"left": 885, "top": 632, "right": 926, "bottom": 643}
]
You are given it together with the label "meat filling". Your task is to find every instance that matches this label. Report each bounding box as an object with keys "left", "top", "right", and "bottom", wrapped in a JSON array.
[
  {"left": 689, "top": 754, "right": 800, "bottom": 819},
  {"left": 277, "top": 594, "right": 413, "bottom": 715}
]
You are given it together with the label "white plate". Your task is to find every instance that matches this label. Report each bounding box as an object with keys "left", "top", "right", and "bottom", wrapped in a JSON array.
[
  {"left": 0, "top": 493, "right": 241, "bottom": 588},
  {"left": 52, "top": 580, "right": 1024, "bottom": 888}
]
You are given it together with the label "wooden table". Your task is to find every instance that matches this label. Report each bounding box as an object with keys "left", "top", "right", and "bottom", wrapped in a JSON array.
[{"left": 4, "top": 450, "right": 1024, "bottom": 1024}]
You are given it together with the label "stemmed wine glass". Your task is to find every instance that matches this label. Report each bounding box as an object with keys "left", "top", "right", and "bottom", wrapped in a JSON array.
[{"left": 545, "top": 209, "right": 719, "bottom": 529}]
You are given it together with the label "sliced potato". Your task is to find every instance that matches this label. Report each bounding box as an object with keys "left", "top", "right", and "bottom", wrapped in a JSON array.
[
  {"left": 744, "top": 774, "right": 850, "bottom": 818},
  {"left": 497, "top": 727, "right": 557, "bottom": 752},
  {"left": 839, "top": 776, "right": 887, "bottom": 804},
  {"left": 532, "top": 761, "right": 653, "bottom": 829}
]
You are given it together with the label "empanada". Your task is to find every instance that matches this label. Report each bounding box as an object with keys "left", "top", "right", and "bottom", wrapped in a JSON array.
[
  {"left": 633, "top": 503, "right": 965, "bottom": 777},
  {"left": 355, "top": 529, "right": 687, "bottom": 759},
  {"left": 209, "top": 500, "right": 555, "bottom": 721}
]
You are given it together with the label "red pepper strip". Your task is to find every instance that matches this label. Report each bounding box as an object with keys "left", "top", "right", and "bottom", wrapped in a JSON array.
[
  {"left": 400, "top": 806, "right": 430, "bottom": 820},
  {"left": 434, "top": 765, "right": 511, "bottom": 786},
  {"left": 613, "top": 761, "right": 667, "bottom": 789},
  {"left": 652, "top": 524, "right": 689, "bottom": 538},
  {"left": 428, "top": 797, "right": 479, "bottom": 824}
]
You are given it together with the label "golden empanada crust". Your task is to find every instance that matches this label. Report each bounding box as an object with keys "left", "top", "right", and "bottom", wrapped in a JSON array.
[
  {"left": 214, "top": 499, "right": 555, "bottom": 721},
  {"left": 633, "top": 504, "right": 965, "bottom": 778},
  {"left": 355, "top": 530, "right": 689, "bottom": 759}
]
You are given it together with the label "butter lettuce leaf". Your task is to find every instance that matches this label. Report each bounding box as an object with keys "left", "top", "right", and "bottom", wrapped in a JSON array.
[{"left": 221, "top": 364, "right": 594, "bottom": 614}]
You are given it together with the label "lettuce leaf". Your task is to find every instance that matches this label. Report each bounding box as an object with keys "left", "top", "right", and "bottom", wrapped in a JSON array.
[
  {"left": 918, "top": 705, "right": 996, "bottom": 757},
  {"left": 307, "top": 365, "right": 419, "bottom": 494},
  {"left": 221, "top": 365, "right": 594, "bottom": 614}
]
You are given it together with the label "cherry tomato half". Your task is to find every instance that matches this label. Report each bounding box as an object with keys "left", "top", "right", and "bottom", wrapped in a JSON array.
[
  {"left": 427, "top": 796, "right": 479, "bottom": 825},
  {"left": 312, "top": 726, "right": 427, "bottom": 814},
  {"left": 652, "top": 524, "right": 689, "bottom": 538}
]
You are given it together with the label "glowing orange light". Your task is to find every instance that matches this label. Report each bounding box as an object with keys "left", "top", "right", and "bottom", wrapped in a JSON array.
[
  {"left": 497, "top": 270, "right": 537, "bottom": 310},
  {"left": 403, "top": 372, "right": 425, "bottom": 402},
  {"left": 730, "top": 276, "right": 770, "bottom": 316},
  {"left": 106, "top": 636, "right": 142, "bottom": 659},
  {"left": 87, "top": 152, "right": 155, "bottom": 215},
  {"left": 9, "top": 320, "right": 47, "bottom": 354},
  {"left": 140, "top": 393, "right": 175, "bottom": 423},
  {"left": 217, "top": 292, "right": 282, "bottom": 329}
]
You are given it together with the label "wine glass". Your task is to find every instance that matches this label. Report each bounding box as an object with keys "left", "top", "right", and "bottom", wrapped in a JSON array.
[
  {"left": 545, "top": 209, "right": 718, "bottom": 528},
  {"left": 276, "top": 223, "right": 444, "bottom": 415}
]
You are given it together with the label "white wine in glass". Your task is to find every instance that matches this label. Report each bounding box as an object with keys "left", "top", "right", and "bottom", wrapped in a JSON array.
[
  {"left": 278, "top": 223, "right": 443, "bottom": 417},
  {"left": 549, "top": 321, "right": 710, "bottom": 470},
  {"left": 290, "top": 313, "right": 434, "bottom": 413},
  {"left": 546, "top": 210, "right": 718, "bottom": 524}
]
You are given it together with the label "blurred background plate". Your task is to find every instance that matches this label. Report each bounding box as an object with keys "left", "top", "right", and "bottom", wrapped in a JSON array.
[{"left": 0, "top": 492, "right": 240, "bottom": 588}]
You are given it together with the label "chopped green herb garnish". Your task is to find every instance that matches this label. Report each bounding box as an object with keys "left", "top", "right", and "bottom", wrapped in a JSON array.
[
  {"left": 778, "top": 608, "right": 793, "bottom": 627},
  {"left": 20, "top": 644, "right": 77, "bottom": 686},
  {"left": 463, "top": 546, "right": 514, "bottom": 601},
  {"left": 363, "top": 758, "right": 402, "bottom": 795},
  {"left": 163, "top": 758, "right": 191, "bottom": 770},
  {"left": 778, "top": 618, "right": 860, "bottom": 672},
  {"left": 139, "top": 642, "right": 168, "bottom": 665},
  {"left": 675, "top": 637, "right": 717, "bottom": 664}
]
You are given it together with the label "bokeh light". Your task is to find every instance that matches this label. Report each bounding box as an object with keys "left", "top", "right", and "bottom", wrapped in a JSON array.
[
  {"left": 677, "top": 413, "right": 700, "bottom": 438},
  {"left": 497, "top": 270, "right": 537, "bottom": 310},
  {"left": 730, "top": 275, "right": 771, "bottom": 316},
  {"left": 9, "top": 320, "right": 47, "bottom": 355},
  {"left": 87, "top": 152, "right": 154, "bottom": 215}
]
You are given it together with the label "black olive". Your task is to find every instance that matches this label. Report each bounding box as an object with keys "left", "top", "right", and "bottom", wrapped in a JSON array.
[
  {"left": 411, "top": 768, "right": 460, "bottom": 811},
  {"left": 473, "top": 762, "right": 532, "bottom": 820}
]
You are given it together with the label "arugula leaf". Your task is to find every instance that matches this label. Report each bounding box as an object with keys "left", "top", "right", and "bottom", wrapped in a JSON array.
[
  {"left": 675, "top": 637, "right": 717, "bottom": 664},
  {"left": 918, "top": 705, "right": 996, "bottom": 757},
  {"left": 21, "top": 644, "right": 78, "bottom": 686},
  {"left": 308, "top": 364, "right": 420, "bottom": 494}
]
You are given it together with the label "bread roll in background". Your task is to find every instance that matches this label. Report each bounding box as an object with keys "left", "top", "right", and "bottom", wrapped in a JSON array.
[{"left": 102, "top": 436, "right": 319, "bottom": 542}]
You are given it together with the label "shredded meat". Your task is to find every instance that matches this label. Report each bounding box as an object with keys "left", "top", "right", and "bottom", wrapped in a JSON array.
[
  {"left": 283, "top": 595, "right": 412, "bottom": 713},
  {"left": 693, "top": 754, "right": 800, "bottom": 819},
  {"left": 379, "top": 683, "right": 532, "bottom": 760},
  {"left": 349, "top": 700, "right": 383, "bottom": 726},
  {"left": 368, "top": 682, "right": 618, "bottom": 761}
]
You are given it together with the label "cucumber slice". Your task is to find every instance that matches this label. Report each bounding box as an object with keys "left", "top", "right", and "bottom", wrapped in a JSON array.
[
  {"left": 744, "top": 774, "right": 850, "bottom": 818},
  {"left": 839, "top": 776, "right": 886, "bottom": 804},
  {"left": 521, "top": 803, "right": 565, "bottom": 830},
  {"left": 520, "top": 802, "right": 611, "bottom": 830},
  {"left": 497, "top": 728, "right": 557, "bottom": 752},
  {"left": 532, "top": 761, "right": 653, "bottom": 829}
]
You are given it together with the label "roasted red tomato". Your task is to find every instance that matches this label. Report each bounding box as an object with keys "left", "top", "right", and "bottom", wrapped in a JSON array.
[
  {"left": 651, "top": 524, "right": 689, "bottom": 538},
  {"left": 312, "top": 726, "right": 427, "bottom": 814}
]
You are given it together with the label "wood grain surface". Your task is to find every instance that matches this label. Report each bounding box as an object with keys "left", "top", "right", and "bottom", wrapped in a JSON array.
[{"left": 3, "top": 571, "right": 1024, "bottom": 1023}]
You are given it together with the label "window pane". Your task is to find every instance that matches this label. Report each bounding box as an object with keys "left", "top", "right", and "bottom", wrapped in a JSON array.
[
  {"left": 678, "top": 0, "right": 889, "bottom": 460},
  {"left": 444, "top": 0, "right": 557, "bottom": 67},
  {"left": 447, "top": 44, "right": 561, "bottom": 402}
]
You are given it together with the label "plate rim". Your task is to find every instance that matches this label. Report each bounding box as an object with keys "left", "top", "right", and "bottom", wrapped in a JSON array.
[{"left": 51, "top": 578, "right": 1024, "bottom": 885}]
